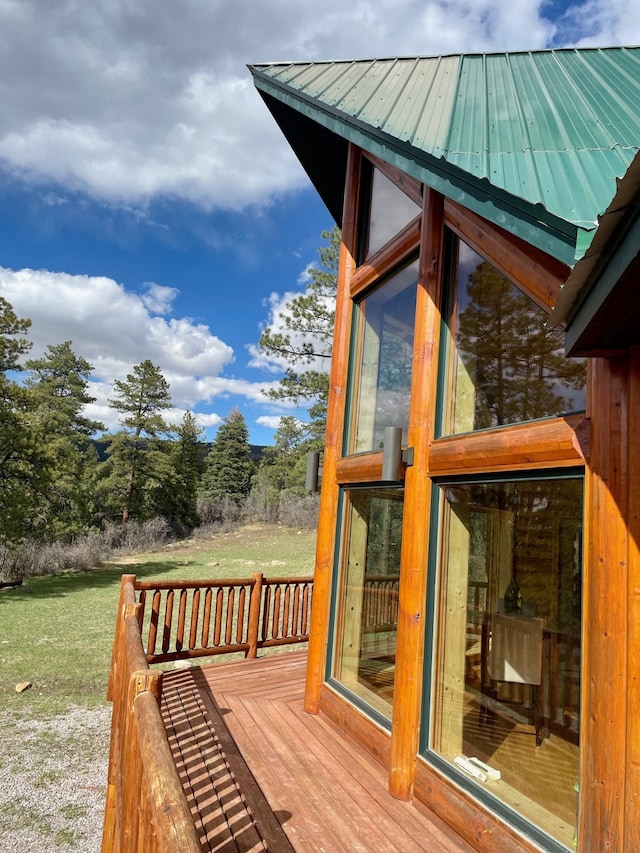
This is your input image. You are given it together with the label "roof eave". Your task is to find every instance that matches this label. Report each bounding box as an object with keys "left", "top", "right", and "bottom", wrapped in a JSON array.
[
  {"left": 551, "top": 150, "right": 640, "bottom": 348},
  {"left": 251, "top": 67, "right": 579, "bottom": 267}
]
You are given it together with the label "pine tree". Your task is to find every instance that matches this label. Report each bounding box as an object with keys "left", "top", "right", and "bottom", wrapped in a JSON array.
[
  {"left": 101, "top": 360, "right": 172, "bottom": 524},
  {"left": 165, "top": 411, "right": 204, "bottom": 531},
  {"left": 200, "top": 408, "right": 253, "bottom": 506},
  {"left": 25, "top": 341, "right": 104, "bottom": 537},
  {"left": 258, "top": 225, "right": 340, "bottom": 438},
  {"left": 25, "top": 341, "right": 104, "bottom": 437},
  {"left": 0, "top": 299, "right": 51, "bottom": 544}
]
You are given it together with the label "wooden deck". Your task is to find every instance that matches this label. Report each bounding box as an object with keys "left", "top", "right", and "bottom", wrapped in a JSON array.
[{"left": 161, "top": 651, "right": 473, "bottom": 853}]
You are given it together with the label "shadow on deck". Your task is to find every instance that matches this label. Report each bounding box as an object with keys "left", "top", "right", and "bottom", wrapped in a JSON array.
[{"left": 161, "top": 651, "right": 472, "bottom": 853}]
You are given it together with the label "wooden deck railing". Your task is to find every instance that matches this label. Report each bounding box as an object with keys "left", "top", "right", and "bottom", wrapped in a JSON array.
[
  {"left": 101, "top": 571, "right": 314, "bottom": 853},
  {"left": 101, "top": 574, "right": 201, "bottom": 853},
  {"left": 136, "top": 572, "right": 314, "bottom": 663}
]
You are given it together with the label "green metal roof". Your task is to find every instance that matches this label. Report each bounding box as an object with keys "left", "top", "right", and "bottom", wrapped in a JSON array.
[{"left": 249, "top": 48, "right": 640, "bottom": 267}]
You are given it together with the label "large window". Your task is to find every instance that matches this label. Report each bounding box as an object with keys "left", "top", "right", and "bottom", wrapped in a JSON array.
[
  {"left": 331, "top": 488, "right": 403, "bottom": 720},
  {"left": 441, "top": 235, "right": 586, "bottom": 436},
  {"left": 428, "top": 475, "right": 583, "bottom": 850},
  {"left": 347, "top": 260, "right": 418, "bottom": 454}
]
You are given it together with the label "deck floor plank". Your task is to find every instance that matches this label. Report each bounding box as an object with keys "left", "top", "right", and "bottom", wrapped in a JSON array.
[{"left": 162, "top": 652, "right": 473, "bottom": 853}]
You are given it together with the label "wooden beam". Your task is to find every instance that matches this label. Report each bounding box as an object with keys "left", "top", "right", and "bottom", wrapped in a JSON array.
[
  {"left": 414, "top": 759, "right": 542, "bottom": 853},
  {"left": 626, "top": 346, "right": 640, "bottom": 852},
  {"left": 389, "top": 188, "right": 444, "bottom": 800},
  {"left": 581, "top": 355, "right": 628, "bottom": 851},
  {"left": 428, "top": 413, "right": 589, "bottom": 477},
  {"left": 350, "top": 218, "right": 421, "bottom": 298},
  {"left": 336, "top": 451, "right": 385, "bottom": 484},
  {"left": 304, "top": 144, "right": 360, "bottom": 714}
]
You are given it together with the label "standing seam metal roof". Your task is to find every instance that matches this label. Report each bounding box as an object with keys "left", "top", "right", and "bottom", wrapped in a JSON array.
[{"left": 250, "top": 48, "right": 640, "bottom": 266}]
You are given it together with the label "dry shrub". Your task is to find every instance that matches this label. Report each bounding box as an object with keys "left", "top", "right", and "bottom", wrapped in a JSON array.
[
  {"left": 277, "top": 492, "right": 320, "bottom": 529},
  {"left": 196, "top": 497, "right": 242, "bottom": 533},
  {"left": 0, "top": 518, "right": 172, "bottom": 583},
  {"left": 243, "top": 481, "right": 280, "bottom": 524}
]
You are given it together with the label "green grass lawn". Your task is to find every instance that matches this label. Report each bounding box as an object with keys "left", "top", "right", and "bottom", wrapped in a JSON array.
[{"left": 0, "top": 523, "right": 317, "bottom": 718}]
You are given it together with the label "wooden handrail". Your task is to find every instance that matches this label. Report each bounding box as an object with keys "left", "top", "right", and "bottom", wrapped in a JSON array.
[
  {"left": 135, "top": 572, "right": 314, "bottom": 664},
  {"left": 101, "top": 577, "right": 200, "bottom": 853}
]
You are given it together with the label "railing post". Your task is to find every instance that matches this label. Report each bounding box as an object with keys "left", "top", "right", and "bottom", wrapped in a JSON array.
[
  {"left": 107, "top": 574, "right": 137, "bottom": 703},
  {"left": 247, "top": 573, "right": 263, "bottom": 658},
  {"left": 121, "top": 670, "right": 162, "bottom": 852}
]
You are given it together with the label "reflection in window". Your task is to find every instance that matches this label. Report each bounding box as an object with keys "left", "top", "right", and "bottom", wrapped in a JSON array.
[
  {"left": 332, "top": 488, "right": 403, "bottom": 719},
  {"left": 442, "top": 236, "right": 586, "bottom": 435},
  {"left": 349, "top": 260, "right": 418, "bottom": 454},
  {"left": 364, "top": 166, "right": 421, "bottom": 259},
  {"left": 430, "top": 477, "right": 583, "bottom": 849}
]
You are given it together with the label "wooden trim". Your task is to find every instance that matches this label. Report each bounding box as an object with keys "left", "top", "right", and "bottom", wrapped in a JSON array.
[
  {"left": 581, "top": 356, "right": 629, "bottom": 851},
  {"left": 336, "top": 451, "right": 385, "bottom": 484},
  {"left": 428, "top": 414, "right": 589, "bottom": 477},
  {"left": 319, "top": 682, "right": 391, "bottom": 769},
  {"left": 444, "top": 199, "right": 569, "bottom": 312},
  {"left": 414, "top": 758, "right": 544, "bottom": 853},
  {"left": 627, "top": 346, "right": 640, "bottom": 853},
  {"left": 389, "top": 188, "right": 445, "bottom": 800},
  {"left": 304, "top": 144, "right": 360, "bottom": 714},
  {"left": 350, "top": 217, "right": 421, "bottom": 298},
  {"left": 364, "top": 152, "right": 424, "bottom": 207}
]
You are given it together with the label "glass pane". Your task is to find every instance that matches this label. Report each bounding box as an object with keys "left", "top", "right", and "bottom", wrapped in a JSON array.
[
  {"left": 365, "top": 167, "right": 421, "bottom": 259},
  {"left": 349, "top": 260, "right": 418, "bottom": 453},
  {"left": 442, "top": 237, "right": 586, "bottom": 435},
  {"left": 430, "top": 477, "right": 582, "bottom": 849},
  {"left": 332, "top": 488, "right": 403, "bottom": 719}
]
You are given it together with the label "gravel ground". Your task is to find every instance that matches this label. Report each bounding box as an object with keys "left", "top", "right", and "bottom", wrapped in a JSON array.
[{"left": 0, "top": 704, "right": 111, "bottom": 853}]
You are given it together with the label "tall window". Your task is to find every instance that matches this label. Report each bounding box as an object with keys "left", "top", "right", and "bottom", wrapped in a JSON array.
[
  {"left": 347, "top": 259, "right": 418, "bottom": 454},
  {"left": 428, "top": 475, "right": 583, "bottom": 850},
  {"left": 441, "top": 235, "right": 586, "bottom": 436},
  {"left": 331, "top": 488, "right": 403, "bottom": 720}
]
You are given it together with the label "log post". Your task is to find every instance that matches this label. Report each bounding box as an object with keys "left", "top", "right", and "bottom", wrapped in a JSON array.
[
  {"left": 304, "top": 144, "right": 360, "bottom": 713},
  {"left": 389, "top": 189, "right": 444, "bottom": 800},
  {"left": 107, "top": 574, "right": 137, "bottom": 702},
  {"left": 247, "top": 573, "right": 263, "bottom": 658},
  {"left": 121, "top": 670, "right": 162, "bottom": 852}
]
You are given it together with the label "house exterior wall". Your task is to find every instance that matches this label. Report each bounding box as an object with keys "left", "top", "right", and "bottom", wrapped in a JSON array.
[{"left": 306, "top": 142, "right": 639, "bottom": 853}]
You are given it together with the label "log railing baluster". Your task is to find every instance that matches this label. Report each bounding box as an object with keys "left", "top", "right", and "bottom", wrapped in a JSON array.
[
  {"left": 214, "top": 588, "right": 223, "bottom": 645},
  {"left": 202, "top": 588, "right": 212, "bottom": 647},
  {"left": 162, "top": 591, "right": 174, "bottom": 654},
  {"left": 236, "top": 586, "right": 246, "bottom": 644},
  {"left": 283, "top": 584, "right": 291, "bottom": 637},
  {"left": 261, "top": 587, "right": 271, "bottom": 641},
  {"left": 225, "top": 588, "right": 235, "bottom": 645},
  {"left": 147, "top": 591, "right": 161, "bottom": 658},
  {"left": 176, "top": 589, "right": 187, "bottom": 652},
  {"left": 189, "top": 589, "right": 200, "bottom": 650},
  {"left": 272, "top": 586, "right": 282, "bottom": 639}
]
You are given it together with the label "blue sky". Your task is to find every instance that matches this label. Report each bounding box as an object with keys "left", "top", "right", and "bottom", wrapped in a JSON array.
[{"left": 0, "top": 0, "right": 636, "bottom": 445}]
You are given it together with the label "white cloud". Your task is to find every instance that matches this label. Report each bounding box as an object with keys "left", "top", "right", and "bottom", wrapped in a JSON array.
[
  {"left": 0, "top": 265, "right": 277, "bottom": 430},
  {"left": 248, "top": 286, "right": 333, "bottom": 377},
  {"left": 0, "top": 1, "right": 635, "bottom": 212},
  {"left": 554, "top": 0, "right": 640, "bottom": 45},
  {"left": 256, "top": 415, "right": 287, "bottom": 431},
  {"left": 297, "top": 264, "right": 315, "bottom": 286},
  {"left": 141, "top": 282, "right": 179, "bottom": 315}
]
